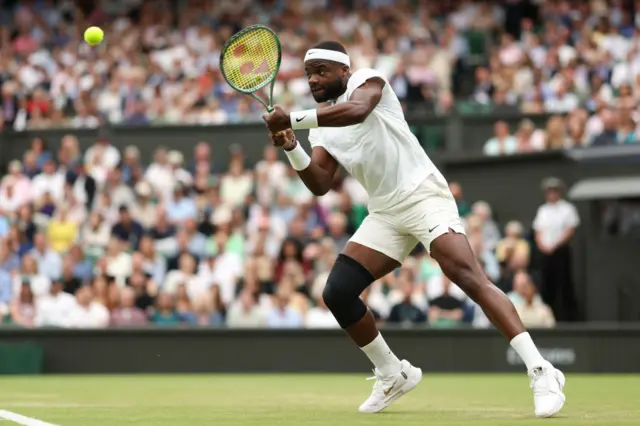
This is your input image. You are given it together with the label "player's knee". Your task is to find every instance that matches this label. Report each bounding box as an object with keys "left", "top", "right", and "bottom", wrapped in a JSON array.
[{"left": 322, "top": 254, "right": 374, "bottom": 328}]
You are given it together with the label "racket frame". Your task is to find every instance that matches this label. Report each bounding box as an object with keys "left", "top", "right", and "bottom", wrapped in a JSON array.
[{"left": 220, "top": 24, "right": 282, "bottom": 112}]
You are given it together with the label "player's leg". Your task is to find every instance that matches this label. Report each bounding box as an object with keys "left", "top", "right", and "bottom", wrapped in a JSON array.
[
  {"left": 322, "top": 214, "right": 421, "bottom": 413},
  {"left": 429, "top": 231, "right": 565, "bottom": 417},
  {"left": 404, "top": 175, "right": 564, "bottom": 417}
]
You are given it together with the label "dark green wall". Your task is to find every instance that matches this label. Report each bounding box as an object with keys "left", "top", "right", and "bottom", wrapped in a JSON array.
[{"left": 1, "top": 327, "right": 639, "bottom": 374}]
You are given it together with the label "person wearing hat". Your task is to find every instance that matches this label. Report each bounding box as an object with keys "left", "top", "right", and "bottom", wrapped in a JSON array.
[{"left": 532, "top": 177, "right": 580, "bottom": 321}]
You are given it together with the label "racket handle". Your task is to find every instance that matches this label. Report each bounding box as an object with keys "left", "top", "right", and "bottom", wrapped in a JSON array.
[{"left": 266, "top": 106, "right": 274, "bottom": 113}]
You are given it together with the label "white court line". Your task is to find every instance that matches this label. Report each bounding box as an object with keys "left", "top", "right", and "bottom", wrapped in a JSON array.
[{"left": 0, "top": 410, "right": 59, "bottom": 426}]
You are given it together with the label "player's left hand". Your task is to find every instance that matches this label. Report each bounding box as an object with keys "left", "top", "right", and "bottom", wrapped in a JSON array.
[{"left": 262, "top": 105, "right": 291, "bottom": 133}]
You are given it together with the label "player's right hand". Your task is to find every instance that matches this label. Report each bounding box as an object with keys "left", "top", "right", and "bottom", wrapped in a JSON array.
[{"left": 270, "top": 128, "right": 294, "bottom": 148}]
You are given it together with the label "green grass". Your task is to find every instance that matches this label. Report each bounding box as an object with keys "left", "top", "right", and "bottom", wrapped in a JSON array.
[{"left": 0, "top": 374, "right": 639, "bottom": 425}]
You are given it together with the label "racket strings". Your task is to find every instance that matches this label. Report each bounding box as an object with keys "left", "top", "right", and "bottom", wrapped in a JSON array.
[{"left": 222, "top": 28, "right": 279, "bottom": 92}]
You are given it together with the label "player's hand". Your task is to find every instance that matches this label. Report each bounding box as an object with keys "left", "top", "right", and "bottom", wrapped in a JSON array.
[
  {"left": 269, "top": 128, "right": 294, "bottom": 149},
  {"left": 262, "top": 105, "right": 291, "bottom": 133}
]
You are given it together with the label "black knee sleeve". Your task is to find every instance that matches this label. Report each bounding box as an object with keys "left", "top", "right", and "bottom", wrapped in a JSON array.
[{"left": 322, "top": 254, "right": 375, "bottom": 328}]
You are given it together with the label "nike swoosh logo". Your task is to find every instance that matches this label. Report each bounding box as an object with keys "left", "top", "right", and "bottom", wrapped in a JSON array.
[
  {"left": 383, "top": 380, "right": 397, "bottom": 396},
  {"left": 296, "top": 116, "right": 306, "bottom": 122},
  {"left": 428, "top": 225, "right": 439, "bottom": 233}
]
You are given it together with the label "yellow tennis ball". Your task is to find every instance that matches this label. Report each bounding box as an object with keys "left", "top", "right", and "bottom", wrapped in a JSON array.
[{"left": 84, "top": 26, "right": 104, "bottom": 46}]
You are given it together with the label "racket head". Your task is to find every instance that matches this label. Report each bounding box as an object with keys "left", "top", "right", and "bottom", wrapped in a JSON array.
[{"left": 220, "top": 25, "right": 281, "bottom": 102}]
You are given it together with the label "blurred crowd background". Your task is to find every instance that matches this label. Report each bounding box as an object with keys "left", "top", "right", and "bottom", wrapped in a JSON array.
[
  {"left": 0, "top": 135, "right": 571, "bottom": 330},
  {"left": 0, "top": 0, "right": 616, "bottom": 328},
  {"left": 0, "top": 0, "right": 638, "bottom": 150}
]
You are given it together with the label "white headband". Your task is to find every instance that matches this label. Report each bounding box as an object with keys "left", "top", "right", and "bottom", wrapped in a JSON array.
[{"left": 304, "top": 48, "right": 350, "bottom": 67}]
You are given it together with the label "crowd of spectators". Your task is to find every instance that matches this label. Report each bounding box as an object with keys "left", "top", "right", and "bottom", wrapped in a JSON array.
[
  {"left": 478, "top": 0, "right": 640, "bottom": 153},
  {"left": 0, "top": 134, "right": 561, "bottom": 329}
]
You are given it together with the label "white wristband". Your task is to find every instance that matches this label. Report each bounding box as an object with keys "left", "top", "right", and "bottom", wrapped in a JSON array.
[
  {"left": 290, "top": 109, "right": 318, "bottom": 130},
  {"left": 285, "top": 142, "right": 311, "bottom": 171}
]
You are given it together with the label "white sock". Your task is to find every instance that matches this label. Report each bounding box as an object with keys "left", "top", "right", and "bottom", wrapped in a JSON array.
[
  {"left": 510, "top": 332, "right": 545, "bottom": 371},
  {"left": 360, "top": 333, "right": 402, "bottom": 376}
]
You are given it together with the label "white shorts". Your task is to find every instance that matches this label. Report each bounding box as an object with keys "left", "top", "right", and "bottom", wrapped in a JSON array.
[{"left": 350, "top": 174, "right": 466, "bottom": 262}]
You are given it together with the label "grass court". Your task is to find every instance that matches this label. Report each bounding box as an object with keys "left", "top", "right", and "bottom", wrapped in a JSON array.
[{"left": 0, "top": 374, "right": 639, "bottom": 425}]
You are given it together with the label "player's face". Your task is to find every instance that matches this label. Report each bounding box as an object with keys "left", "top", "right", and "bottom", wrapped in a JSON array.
[{"left": 305, "top": 60, "right": 348, "bottom": 103}]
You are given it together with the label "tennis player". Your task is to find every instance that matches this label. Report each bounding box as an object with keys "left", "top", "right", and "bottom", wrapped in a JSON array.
[{"left": 262, "top": 41, "right": 566, "bottom": 417}]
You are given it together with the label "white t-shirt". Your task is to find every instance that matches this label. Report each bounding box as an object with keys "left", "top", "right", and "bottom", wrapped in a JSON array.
[
  {"left": 35, "top": 292, "right": 77, "bottom": 327},
  {"left": 533, "top": 200, "right": 580, "bottom": 248},
  {"left": 308, "top": 68, "right": 443, "bottom": 212},
  {"left": 67, "top": 302, "right": 110, "bottom": 328}
]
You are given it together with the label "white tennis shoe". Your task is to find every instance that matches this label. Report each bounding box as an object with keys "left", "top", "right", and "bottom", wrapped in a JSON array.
[
  {"left": 529, "top": 360, "right": 566, "bottom": 418},
  {"left": 358, "top": 359, "right": 422, "bottom": 413}
]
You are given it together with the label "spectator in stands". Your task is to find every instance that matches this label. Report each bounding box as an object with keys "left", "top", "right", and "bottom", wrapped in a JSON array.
[
  {"left": 110, "top": 287, "right": 148, "bottom": 327},
  {"left": 166, "top": 182, "right": 198, "bottom": 225},
  {"left": 388, "top": 275, "right": 427, "bottom": 326},
  {"left": 471, "top": 67, "right": 494, "bottom": 105},
  {"left": 592, "top": 109, "right": 619, "bottom": 146},
  {"left": 14, "top": 254, "right": 50, "bottom": 299},
  {"left": 1, "top": 160, "right": 32, "bottom": 210},
  {"left": 220, "top": 157, "right": 253, "bottom": 208},
  {"left": 533, "top": 177, "right": 580, "bottom": 321},
  {"left": 266, "top": 284, "right": 304, "bottom": 329},
  {"left": 60, "top": 257, "right": 82, "bottom": 296},
  {"left": 226, "top": 289, "right": 266, "bottom": 328},
  {"left": 111, "top": 205, "right": 144, "bottom": 250},
  {"left": 511, "top": 271, "right": 556, "bottom": 329},
  {"left": 46, "top": 206, "right": 78, "bottom": 253},
  {"left": 326, "top": 212, "right": 351, "bottom": 253},
  {"left": 163, "top": 253, "right": 200, "bottom": 299},
  {"left": 151, "top": 292, "right": 181, "bottom": 326},
  {"left": 31, "top": 158, "right": 64, "bottom": 203},
  {"left": 543, "top": 115, "right": 569, "bottom": 151},
  {"left": 496, "top": 221, "right": 530, "bottom": 268},
  {"left": 99, "top": 238, "right": 132, "bottom": 288},
  {"left": 471, "top": 201, "right": 501, "bottom": 252},
  {"left": 306, "top": 267, "right": 340, "bottom": 328},
  {"left": 30, "top": 232, "right": 62, "bottom": 281},
  {"left": 67, "top": 285, "right": 109, "bottom": 328},
  {"left": 84, "top": 137, "right": 120, "bottom": 174},
  {"left": 9, "top": 283, "right": 36, "bottom": 327},
  {"left": 428, "top": 276, "right": 465, "bottom": 328},
  {"left": 34, "top": 279, "right": 76, "bottom": 327},
  {"left": 448, "top": 182, "right": 471, "bottom": 217},
  {"left": 616, "top": 109, "right": 637, "bottom": 144},
  {"left": 130, "top": 182, "right": 157, "bottom": 229},
  {"left": 137, "top": 236, "right": 166, "bottom": 286},
  {"left": 515, "top": 118, "right": 545, "bottom": 153},
  {"left": 545, "top": 80, "right": 580, "bottom": 113},
  {"left": 483, "top": 120, "right": 517, "bottom": 156}
]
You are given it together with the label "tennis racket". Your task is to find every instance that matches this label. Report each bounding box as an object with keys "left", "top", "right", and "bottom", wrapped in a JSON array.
[{"left": 220, "top": 25, "right": 282, "bottom": 113}]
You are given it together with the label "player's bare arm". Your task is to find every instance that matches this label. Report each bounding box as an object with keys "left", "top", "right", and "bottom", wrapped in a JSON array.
[
  {"left": 270, "top": 129, "right": 337, "bottom": 195},
  {"left": 263, "top": 79, "right": 384, "bottom": 133}
]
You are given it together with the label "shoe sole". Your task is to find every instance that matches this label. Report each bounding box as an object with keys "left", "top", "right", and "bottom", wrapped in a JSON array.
[
  {"left": 536, "top": 369, "right": 567, "bottom": 419},
  {"left": 360, "top": 367, "right": 423, "bottom": 414}
]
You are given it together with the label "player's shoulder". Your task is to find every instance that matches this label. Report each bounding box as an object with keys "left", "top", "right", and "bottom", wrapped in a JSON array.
[
  {"left": 348, "top": 68, "right": 387, "bottom": 89},
  {"left": 347, "top": 68, "right": 387, "bottom": 99}
]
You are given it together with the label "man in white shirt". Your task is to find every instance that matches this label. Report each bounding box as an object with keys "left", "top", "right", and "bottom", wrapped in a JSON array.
[
  {"left": 31, "top": 159, "right": 65, "bottom": 202},
  {"left": 261, "top": 40, "right": 565, "bottom": 417},
  {"left": 533, "top": 177, "right": 580, "bottom": 322},
  {"left": 35, "top": 280, "right": 77, "bottom": 327},
  {"left": 84, "top": 136, "right": 121, "bottom": 171},
  {"left": 66, "top": 285, "right": 109, "bottom": 328}
]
